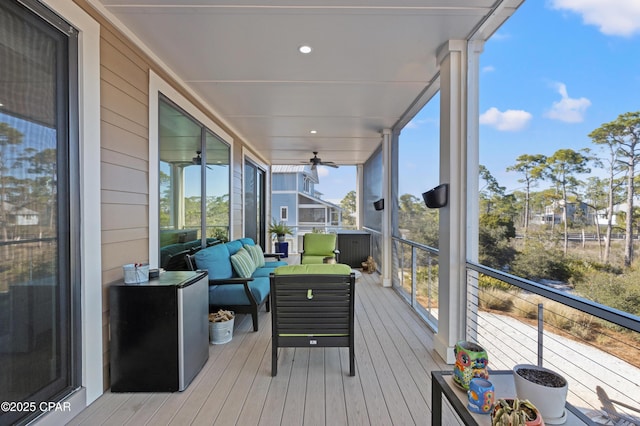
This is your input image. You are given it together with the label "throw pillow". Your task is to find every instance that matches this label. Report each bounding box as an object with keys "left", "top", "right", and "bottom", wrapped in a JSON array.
[
  {"left": 244, "top": 243, "right": 265, "bottom": 267},
  {"left": 230, "top": 247, "right": 256, "bottom": 278}
]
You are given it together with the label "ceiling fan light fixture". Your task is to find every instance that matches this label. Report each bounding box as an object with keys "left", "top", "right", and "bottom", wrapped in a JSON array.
[
  {"left": 192, "top": 150, "right": 202, "bottom": 165},
  {"left": 298, "top": 45, "right": 312, "bottom": 54}
]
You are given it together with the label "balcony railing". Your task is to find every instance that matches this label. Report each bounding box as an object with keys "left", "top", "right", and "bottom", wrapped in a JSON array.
[
  {"left": 390, "top": 235, "right": 439, "bottom": 331},
  {"left": 465, "top": 262, "right": 640, "bottom": 418},
  {"left": 377, "top": 233, "right": 640, "bottom": 418}
]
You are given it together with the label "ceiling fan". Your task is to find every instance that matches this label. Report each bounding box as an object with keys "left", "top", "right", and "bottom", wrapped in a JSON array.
[
  {"left": 192, "top": 151, "right": 214, "bottom": 169},
  {"left": 304, "top": 151, "right": 338, "bottom": 170}
]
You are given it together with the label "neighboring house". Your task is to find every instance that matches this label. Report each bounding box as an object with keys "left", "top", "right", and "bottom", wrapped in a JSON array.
[
  {"left": 532, "top": 200, "right": 626, "bottom": 227},
  {"left": 271, "top": 165, "right": 342, "bottom": 252},
  {"left": 1, "top": 201, "right": 39, "bottom": 226},
  {"left": 532, "top": 200, "right": 593, "bottom": 225},
  {"left": 595, "top": 203, "right": 627, "bottom": 227}
]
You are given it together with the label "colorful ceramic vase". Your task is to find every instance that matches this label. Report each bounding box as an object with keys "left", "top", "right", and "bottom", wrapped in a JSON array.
[
  {"left": 467, "top": 378, "right": 494, "bottom": 414},
  {"left": 453, "top": 341, "right": 489, "bottom": 390}
]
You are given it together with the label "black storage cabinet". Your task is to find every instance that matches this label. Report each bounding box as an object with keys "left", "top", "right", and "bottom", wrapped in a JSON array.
[
  {"left": 109, "top": 271, "right": 209, "bottom": 392},
  {"left": 337, "top": 231, "right": 371, "bottom": 268}
]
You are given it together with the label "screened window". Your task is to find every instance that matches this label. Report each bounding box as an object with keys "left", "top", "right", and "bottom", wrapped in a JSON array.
[
  {"left": 300, "top": 207, "right": 326, "bottom": 223},
  {"left": 0, "top": 1, "right": 79, "bottom": 424}
]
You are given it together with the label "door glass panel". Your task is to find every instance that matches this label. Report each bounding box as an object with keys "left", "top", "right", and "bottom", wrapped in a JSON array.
[
  {"left": 0, "top": 1, "right": 75, "bottom": 424},
  {"left": 159, "top": 98, "right": 201, "bottom": 255},
  {"left": 244, "top": 160, "right": 265, "bottom": 246},
  {"left": 158, "top": 97, "right": 230, "bottom": 270},
  {"left": 205, "top": 131, "right": 229, "bottom": 242}
]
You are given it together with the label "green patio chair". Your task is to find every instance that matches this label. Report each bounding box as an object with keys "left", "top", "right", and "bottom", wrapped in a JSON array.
[{"left": 300, "top": 233, "right": 339, "bottom": 264}]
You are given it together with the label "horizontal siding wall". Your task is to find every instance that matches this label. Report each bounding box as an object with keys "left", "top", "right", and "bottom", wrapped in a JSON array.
[
  {"left": 99, "top": 23, "right": 151, "bottom": 390},
  {"left": 75, "top": 0, "right": 264, "bottom": 390}
]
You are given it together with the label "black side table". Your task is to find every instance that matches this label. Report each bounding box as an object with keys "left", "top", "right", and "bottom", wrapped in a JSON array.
[{"left": 431, "top": 370, "right": 594, "bottom": 425}]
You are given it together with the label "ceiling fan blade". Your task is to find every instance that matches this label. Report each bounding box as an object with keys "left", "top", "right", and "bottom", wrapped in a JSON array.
[{"left": 320, "top": 162, "right": 338, "bottom": 168}]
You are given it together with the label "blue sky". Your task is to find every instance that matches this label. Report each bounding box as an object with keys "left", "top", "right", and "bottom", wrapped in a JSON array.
[{"left": 315, "top": 0, "right": 640, "bottom": 202}]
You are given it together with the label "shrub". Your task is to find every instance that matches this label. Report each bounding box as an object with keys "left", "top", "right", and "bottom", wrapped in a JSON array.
[
  {"left": 511, "top": 294, "right": 542, "bottom": 320},
  {"left": 478, "top": 274, "right": 512, "bottom": 291},
  {"left": 510, "top": 242, "right": 573, "bottom": 282},
  {"left": 479, "top": 287, "right": 514, "bottom": 312}
]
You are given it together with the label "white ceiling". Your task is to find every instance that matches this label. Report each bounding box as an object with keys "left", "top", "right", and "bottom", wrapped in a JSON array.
[{"left": 95, "top": 0, "right": 522, "bottom": 166}]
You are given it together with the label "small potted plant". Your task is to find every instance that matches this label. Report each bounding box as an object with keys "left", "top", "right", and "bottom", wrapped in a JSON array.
[
  {"left": 268, "top": 220, "right": 293, "bottom": 242},
  {"left": 492, "top": 398, "right": 544, "bottom": 426},
  {"left": 513, "top": 364, "right": 568, "bottom": 425}
]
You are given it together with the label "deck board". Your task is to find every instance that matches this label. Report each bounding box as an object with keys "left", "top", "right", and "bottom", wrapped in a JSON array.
[{"left": 67, "top": 272, "right": 449, "bottom": 425}]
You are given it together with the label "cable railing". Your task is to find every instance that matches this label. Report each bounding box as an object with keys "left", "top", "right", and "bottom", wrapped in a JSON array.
[
  {"left": 390, "top": 236, "right": 439, "bottom": 331},
  {"left": 466, "top": 262, "right": 640, "bottom": 419}
]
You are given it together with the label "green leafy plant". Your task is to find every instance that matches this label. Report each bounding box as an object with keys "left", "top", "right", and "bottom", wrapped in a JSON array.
[
  {"left": 268, "top": 220, "right": 293, "bottom": 238},
  {"left": 491, "top": 398, "right": 540, "bottom": 426}
]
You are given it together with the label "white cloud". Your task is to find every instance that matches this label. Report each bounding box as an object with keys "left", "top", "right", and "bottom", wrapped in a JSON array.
[
  {"left": 479, "top": 107, "right": 532, "bottom": 131},
  {"left": 405, "top": 118, "right": 434, "bottom": 129},
  {"left": 550, "top": 0, "right": 640, "bottom": 37},
  {"left": 544, "top": 82, "right": 591, "bottom": 123},
  {"left": 489, "top": 31, "right": 511, "bottom": 41},
  {"left": 482, "top": 65, "right": 495, "bottom": 73}
]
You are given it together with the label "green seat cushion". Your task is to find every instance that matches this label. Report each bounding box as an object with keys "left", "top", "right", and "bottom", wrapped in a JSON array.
[
  {"left": 274, "top": 264, "right": 352, "bottom": 275},
  {"left": 209, "top": 277, "right": 270, "bottom": 306},
  {"left": 194, "top": 243, "right": 233, "bottom": 279},
  {"left": 302, "top": 233, "right": 336, "bottom": 256},
  {"left": 301, "top": 255, "right": 333, "bottom": 264},
  {"left": 230, "top": 247, "right": 256, "bottom": 278},
  {"left": 244, "top": 243, "right": 266, "bottom": 268}
]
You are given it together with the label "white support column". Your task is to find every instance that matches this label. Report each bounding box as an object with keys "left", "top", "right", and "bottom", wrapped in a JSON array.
[
  {"left": 381, "top": 129, "right": 392, "bottom": 287},
  {"left": 356, "top": 164, "right": 364, "bottom": 229},
  {"left": 466, "top": 40, "right": 484, "bottom": 343},
  {"left": 435, "top": 40, "right": 469, "bottom": 363}
]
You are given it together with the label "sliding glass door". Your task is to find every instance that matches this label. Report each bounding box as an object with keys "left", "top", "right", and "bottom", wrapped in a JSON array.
[
  {"left": 244, "top": 160, "right": 266, "bottom": 247},
  {"left": 0, "top": 1, "right": 79, "bottom": 424}
]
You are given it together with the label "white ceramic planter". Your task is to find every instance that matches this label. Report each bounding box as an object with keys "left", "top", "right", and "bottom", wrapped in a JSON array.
[{"left": 513, "top": 364, "right": 568, "bottom": 425}]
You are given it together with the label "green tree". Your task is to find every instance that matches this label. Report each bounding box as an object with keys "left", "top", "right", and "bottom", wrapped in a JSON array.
[
  {"left": 506, "top": 154, "right": 546, "bottom": 236},
  {"left": 398, "top": 193, "right": 438, "bottom": 247},
  {"left": 340, "top": 190, "right": 356, "bottom": 227},
  {"left": 478, "top": 213, "right": 516, "bottom": 269},
  {"left": 0, "top": 123, "right": 24, "bottom": 242},
  {"left": 479, "top": 165, "right": 505, "bottom": 214},
  {"left": 589, "top": 111, "right": 640, "bottom": 267},
  {"left": 544, "top": 149, "right": 591, "bottom": 254}
]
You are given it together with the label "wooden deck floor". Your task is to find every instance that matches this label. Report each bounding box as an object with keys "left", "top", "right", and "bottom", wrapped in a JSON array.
[{"left": 68, "top": 272, "right": 453, "bottom": 426}]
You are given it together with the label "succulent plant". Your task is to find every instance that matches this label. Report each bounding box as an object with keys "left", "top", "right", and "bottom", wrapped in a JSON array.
[{"left": 491, "top": 398, "right": 541, "bottom": 426}]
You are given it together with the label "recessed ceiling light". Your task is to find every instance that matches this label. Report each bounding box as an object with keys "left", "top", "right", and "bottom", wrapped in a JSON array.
[
  {"left": 310, "top": 130, "right": 317, "bottom": 134},
  {"left": 298, "top": 45, "right": 312, "bottom": 54}
]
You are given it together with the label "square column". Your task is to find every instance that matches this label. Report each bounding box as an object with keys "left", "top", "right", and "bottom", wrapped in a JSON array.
[{"left": 435, "top": 40, "right": 469, "bottom": 363}]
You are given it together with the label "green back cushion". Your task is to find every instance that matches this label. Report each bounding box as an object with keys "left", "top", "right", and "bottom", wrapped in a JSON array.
[
  {"left": 230, "top": 247, "right": 256, "bottom": 278},
  {"left": 244, "top": 243, "right": 265, "bottom": 267},
  {"left": 303, "top": 233, "right": 336, "bottom": 256},
  {"left": 194, "top": 243, "right": 233, "bottom": 279},
  {"left": 274, "top": 264, "right": 351, "bottom": 275}
]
